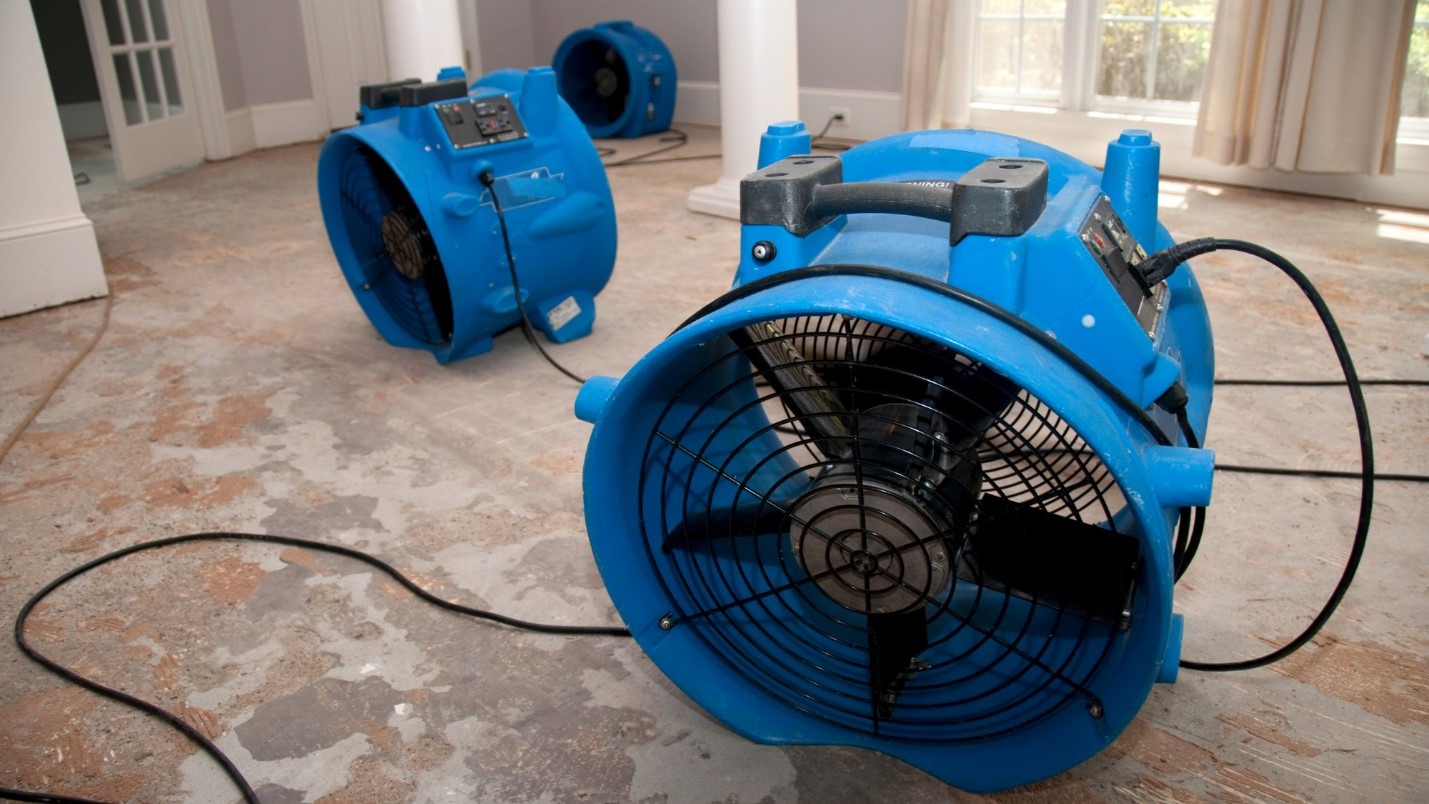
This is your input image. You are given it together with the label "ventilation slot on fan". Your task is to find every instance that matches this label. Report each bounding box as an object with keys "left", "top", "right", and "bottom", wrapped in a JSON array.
[
  {"left": 553, "top": 21, "right": 676, "bottom": 139},
  {"left": 317, "top": 66, "right": 617, "bottom": 363},
  {"left": 577, "top": 125, "right": 1216, "bottom": 792}
]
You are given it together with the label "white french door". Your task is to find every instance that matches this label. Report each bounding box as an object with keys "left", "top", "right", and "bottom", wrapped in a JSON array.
[{"left": 81, "top": 0, "right": 205, "bottom": 182}]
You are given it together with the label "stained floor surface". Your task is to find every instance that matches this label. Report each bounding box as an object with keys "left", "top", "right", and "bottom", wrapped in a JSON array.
[{"left": 1, "top": 126, "right": 1426, "bottom": 802}]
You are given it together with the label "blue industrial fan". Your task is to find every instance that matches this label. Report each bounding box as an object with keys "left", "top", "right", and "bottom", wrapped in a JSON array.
[
  {"left": 576, "top": 125, "right": 1216, "bottom": 791},
  {"left": 317, "top": 67, "right": 616, "bottom": 364},
  {"left": 553, "top": 21, "right": 676, "bottom": 138}
]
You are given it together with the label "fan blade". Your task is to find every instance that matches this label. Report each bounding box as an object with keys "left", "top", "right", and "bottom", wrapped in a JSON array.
[
  {"left": 854, "top": 337, "right": 1020, "bottom": 451},
  {"left": 664, "top": 497, "right": 796, "bottom": 553},
  {"left": 730, "top": 322, "right": 856, "bottom": 461},
  {"left": 960, "top": 494, "right": 1140, "bottom": 626},
  {"left": 868, "top": 608, "right": 929, "bottom": 717}
]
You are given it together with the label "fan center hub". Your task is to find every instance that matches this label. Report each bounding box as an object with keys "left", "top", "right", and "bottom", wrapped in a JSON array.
[
  {"left": 594, "top": 66, "right": 619, "bottom": 98},
  {"left": 791, "top": 476, "right": 953, "bottom": 615},
  {"left": 380, "top": 210, "right": 427, "bottom": 280},
  {"left": 847, "top": 549, "right": 880, "bottom": 577}
]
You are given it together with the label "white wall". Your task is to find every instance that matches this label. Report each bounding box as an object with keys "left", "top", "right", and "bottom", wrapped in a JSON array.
[{"left": 0, "top": 2, "right": 108, "bottom": 318}]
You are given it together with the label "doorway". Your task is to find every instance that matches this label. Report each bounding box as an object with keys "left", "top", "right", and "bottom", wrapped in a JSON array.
[{"left": 31, "top": 0, "right": 118, "bottom": 205}]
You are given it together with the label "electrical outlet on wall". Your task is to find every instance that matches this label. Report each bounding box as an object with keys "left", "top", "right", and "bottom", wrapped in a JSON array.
[{"left": 829, "top": 106, "right": 853, "bottom": 127}]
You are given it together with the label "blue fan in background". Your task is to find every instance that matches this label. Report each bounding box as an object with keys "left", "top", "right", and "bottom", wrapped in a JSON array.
[{"left": 554, "top": 21, "right": 676, "bottom": 139}]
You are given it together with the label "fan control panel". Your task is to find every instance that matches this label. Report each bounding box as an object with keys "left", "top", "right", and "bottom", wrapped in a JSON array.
[
  {"left": 1080, "top": 196, "right": 1165, "bottom": 338},
  {"left": 435, "top": 95, "right": 528, "bottom": 150}
]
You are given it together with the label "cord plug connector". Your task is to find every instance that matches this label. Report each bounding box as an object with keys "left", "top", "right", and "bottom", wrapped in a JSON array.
[
  {"left": 1155, "top": 380, "right": 1190, "bottom": 414},
  {"left": 1138, "top": 237, "right": 1217, "bottom": 287}
]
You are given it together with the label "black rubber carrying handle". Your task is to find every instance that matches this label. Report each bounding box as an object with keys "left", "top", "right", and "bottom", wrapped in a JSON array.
[
  {"left": 741, "top": 155, "right": 1049, "bottom": 243},
  {"left": 807, "top": 181, "right": 954, "bottom": 224}
]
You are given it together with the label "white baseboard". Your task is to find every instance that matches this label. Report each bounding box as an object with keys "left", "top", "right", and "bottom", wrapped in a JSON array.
[
  {"left": 673, "top": 81, "right": 903, "bottom": 144},
  {"left": 673, "top": 80, "right": 721, "bottom": 127},
  {"left": 226, "top": 107, "right": 257, "bottom": 157},
  {"left": 251, "top": 99, "right": 329, "bottom": 149},
  {"left": 224, "top": 99, "right": 327, "bottom": 158},
  {"left": 57, "top": 101, "right": 107, "bottom": 141},
  {"left": 0, "top": 215, "right": 108, "bottom": 319}
]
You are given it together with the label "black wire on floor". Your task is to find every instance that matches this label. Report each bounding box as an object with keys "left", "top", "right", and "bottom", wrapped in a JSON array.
[
  {"left": 598, "top": 127, "right": 722, "bottom": 168},
  {"left": 1216, "top": 378, "right": 1428, "bottom": 387},
  {"left": 809, "top": 113, "right": 854, "bottom": 152},
  {"left": 5, "top": 532, "right": 632, "bottom": 804}
]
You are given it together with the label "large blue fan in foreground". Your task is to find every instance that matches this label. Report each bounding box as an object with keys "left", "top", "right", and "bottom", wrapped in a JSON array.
[{"left": 577, "top": 124, "right": 1214, "bottom": 792}]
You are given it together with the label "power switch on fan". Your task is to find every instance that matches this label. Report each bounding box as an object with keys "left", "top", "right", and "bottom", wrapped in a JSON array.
[{"left": 437, "top": 95, "right": 529, "bottom": 150}]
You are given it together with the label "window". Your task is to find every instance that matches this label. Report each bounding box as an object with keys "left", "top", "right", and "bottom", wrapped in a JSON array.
[
  {"left": 974, "top": 1, "right": 1067, "bottom": 102},
  {"left": 1403, "top": 0, "right": 1429, "bottom": 139},
  {"left": 1095, "top": 1, "right": 1215, "bottom": 105},
  {"left": 974, "top": 0, "right": 1215, "bottom": 117}
]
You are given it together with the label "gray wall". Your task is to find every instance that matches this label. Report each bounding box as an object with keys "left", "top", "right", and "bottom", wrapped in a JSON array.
[
  {"left": 30, "top": 0, "right": 101, "bottom": 105},
  {"left": 798, "top": 0, "right": 906, "bottom": 92},
  {"left": 476, "top": 0, "right": 537, "bottom": 74},
  {"left": 474, "top": 0, "right": 904, "bottom": 92},
  {"left": 206, "top": 0, "right": 313, "bottom": 110},
  {"left": 206, "top": 0, "right": 248, "bottom": 111}
]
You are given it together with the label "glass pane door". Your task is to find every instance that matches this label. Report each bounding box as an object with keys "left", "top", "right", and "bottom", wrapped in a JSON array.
[{"left": 97, "top": 0, "right": 184, "bottom": 126}]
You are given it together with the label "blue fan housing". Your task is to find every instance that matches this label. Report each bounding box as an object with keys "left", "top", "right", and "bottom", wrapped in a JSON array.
[
  {"left": 317, "top": 67, "right": 616, "bottom": 363},
  {"left": 553, "top": 21, "right": 676, "bottom": 139},
  {"left": 575, "top": 126, "right": 1216, "bottom": 791}
]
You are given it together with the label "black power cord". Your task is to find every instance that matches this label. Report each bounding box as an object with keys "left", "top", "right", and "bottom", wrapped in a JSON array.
[
  {"left": 4, "top": 532, "right": 631, "bottom": 804},
  {"left": 479, "top": 170, "right": 588, "bottom": 385},
  {"left": 1215, "top": 378, "right": 1427, "bottom": 387},
  {"left": 1146, "top": 239, "right": 1376, "bottom": 672},
  {"left": 810, "top": 113, "right": 855, "bottom": 152},
  {"left": 600, "top": 127, "right": 719, "bottom": 167}
]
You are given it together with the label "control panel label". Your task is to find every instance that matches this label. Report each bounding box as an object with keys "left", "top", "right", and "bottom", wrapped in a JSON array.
[{"left": 435, "top": 94, "right": 528, "bottom": 150}]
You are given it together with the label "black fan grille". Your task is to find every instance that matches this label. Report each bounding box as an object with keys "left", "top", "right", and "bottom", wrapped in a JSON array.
[
  {"left": 637, "top": 315, "right": 1136, "bottom": 742},
  {"left": 558, "top": 40, "right": 630, "bottom": 128},
  {"left": 335, "top": 144, "right": 454, "bottom": 345}
]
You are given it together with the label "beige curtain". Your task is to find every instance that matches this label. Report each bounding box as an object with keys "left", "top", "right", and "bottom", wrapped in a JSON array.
[
  {"left": 900, "top": 0, "right": 952, "bottom": 130},
  {"left": 900, "top": 0, "right": 976, "bottom": 130},
  {"left": 1193, "top": 0, "right": 1417, "bottom": 175}
]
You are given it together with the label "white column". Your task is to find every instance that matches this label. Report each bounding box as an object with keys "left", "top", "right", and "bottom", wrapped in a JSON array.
[
  {"left": 0, "top": 2, "right": 107, "bottom": 318},
  {"left": 687, "top": 0, "right": 800, "bottom": 219},
  {"left": 380, "top": 0, "right": 465, "bottom": 82}
]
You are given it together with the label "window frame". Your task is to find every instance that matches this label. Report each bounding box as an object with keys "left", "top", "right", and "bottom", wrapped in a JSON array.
[
  {"left": 1402, "top": 0, "right": 1429, "bottom": 142},
  {"left": 972, "top": 0, "right": 1213, "bottom": 120}
]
